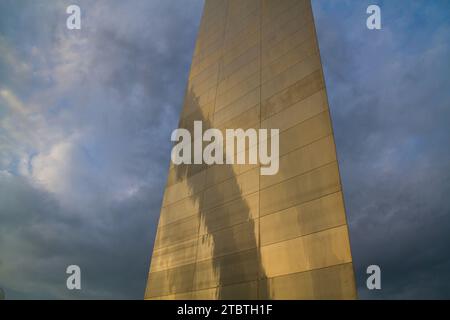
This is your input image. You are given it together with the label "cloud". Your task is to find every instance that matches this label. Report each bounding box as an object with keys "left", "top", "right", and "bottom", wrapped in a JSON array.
[
  {"left": 312, "top": 0, "right": 450, "bottom": 298},
  {"left": 0, "top": 0, "right": 202, "bottom": 299}
]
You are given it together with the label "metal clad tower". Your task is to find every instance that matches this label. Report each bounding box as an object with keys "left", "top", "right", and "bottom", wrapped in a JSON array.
[{"left": 145, "top": 0, "right": 357, "bottom": 300}]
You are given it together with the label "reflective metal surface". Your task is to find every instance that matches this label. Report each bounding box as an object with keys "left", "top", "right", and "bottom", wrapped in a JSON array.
[{"left": 145, "top": 0, "right": 356, "bottom": 300}]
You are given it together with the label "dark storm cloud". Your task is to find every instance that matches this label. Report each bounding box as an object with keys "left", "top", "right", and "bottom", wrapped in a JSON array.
[
  {"left": 0, "top": 172, "right": 163, "bottom": 299},
  {"left": 0, "top": 0, "right": 202, "bottom": 299},
  {"left": 312, "top": 0, "right": 450, "bottom": 298}
]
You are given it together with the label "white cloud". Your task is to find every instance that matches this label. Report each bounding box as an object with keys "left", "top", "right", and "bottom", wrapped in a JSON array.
[{"left": 0, "top": 0, "right": 203, "bottom": 298}]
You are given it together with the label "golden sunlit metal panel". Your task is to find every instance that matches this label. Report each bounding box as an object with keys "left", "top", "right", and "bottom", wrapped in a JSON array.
[{"left": 145, "top": 0, "right": 356, "bottom": 300}]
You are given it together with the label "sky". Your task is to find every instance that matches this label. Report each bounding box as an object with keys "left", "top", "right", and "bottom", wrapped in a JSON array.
[
  {"left": 314, "top": 0, "right": 450, "bottom": 298},
  {"left": 0, "top": 0, "right": 449, "bottom": 299}
]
